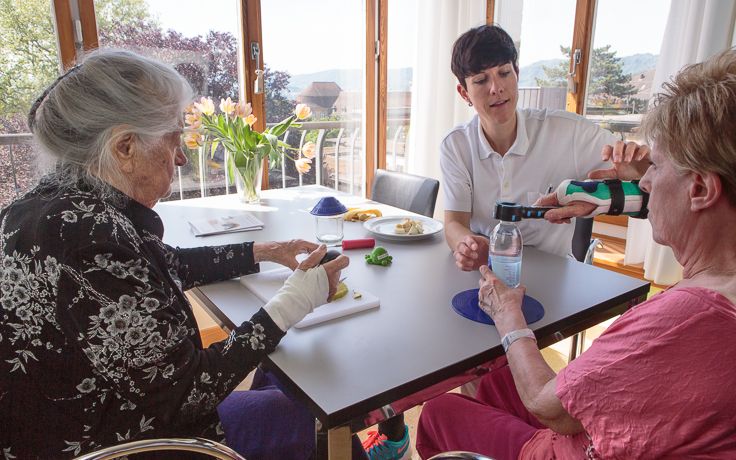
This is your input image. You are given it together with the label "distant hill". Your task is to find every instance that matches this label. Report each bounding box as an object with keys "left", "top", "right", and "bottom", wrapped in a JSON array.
[
  {"left": 518, "top": 53, "right": 658, "bottom": 87},
  {"left": 518, "top": 58, "right": 565, "bottom": 87},
  {"left": 620, "top": 53, "right": 658, "bottom": 75},
  {"left": 285, "top": 53, "right": 658, "bottom": 95},
  {"left": 287, "top": 68, "right": 412, "bottom": 97}
]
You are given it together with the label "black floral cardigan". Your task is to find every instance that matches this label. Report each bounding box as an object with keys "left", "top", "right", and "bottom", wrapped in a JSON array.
[{"left": 0, "top": 179, "right": 285, "bottom": 458}]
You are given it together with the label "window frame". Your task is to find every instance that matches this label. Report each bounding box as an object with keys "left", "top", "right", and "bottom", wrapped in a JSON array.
[{"left": 56, "top": 0, "right": 601, "bottom": 195}]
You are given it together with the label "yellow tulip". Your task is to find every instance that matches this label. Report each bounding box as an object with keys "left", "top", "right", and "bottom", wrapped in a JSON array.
[
  {"left": 245, "top": 114, "right": 257, "bottom": 127},
  {"left": 184, "top": 132, "right": 203, "bottom": 149},
  {"left": 294, "top": 103, "right": 311, "bottom": 120},
  {"left": 185, "top": 112, "right": 201, "bottom": 129},
  {"left": 301, "top": 141, "right": 316, "bottom": 160},
  {"left": 234, "top": 101, "right": 252, "bottom": 119},
  {"left": 220, "top": 97, "right": 236, "bottom": 116},
  {"left": 295, "top": 158, "right": 312, "bottom": 175},
  {"left": 184, "top": 102, "right": 198, "bottom": 115},
  {"left": 194, "top": 97, "right": 215, "bottom": 116}
]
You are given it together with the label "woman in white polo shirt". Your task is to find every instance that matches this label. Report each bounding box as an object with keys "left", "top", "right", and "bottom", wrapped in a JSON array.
[{"left": 445, "top": 24, "right": 647, "bottom": 270}]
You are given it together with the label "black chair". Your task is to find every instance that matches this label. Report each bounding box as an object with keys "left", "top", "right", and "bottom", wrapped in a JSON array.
[
  {"left": 371, "top": 169, "right": 440, "bottom": 217},
  {"left": 572, "top": 217, "right": 600, "bottom": 264},
  {"left": 569, "top": 217, "right": 602, "bottom": 360}
]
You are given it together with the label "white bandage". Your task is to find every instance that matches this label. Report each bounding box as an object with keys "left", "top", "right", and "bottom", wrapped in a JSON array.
[{"left": 263, "top": 267, "right": 329, "bottom": 331}]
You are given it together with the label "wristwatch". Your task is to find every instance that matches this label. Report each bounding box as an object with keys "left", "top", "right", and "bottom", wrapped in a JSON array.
[{"left": 501, "top": 328, "right": 537, "bottom": 353}]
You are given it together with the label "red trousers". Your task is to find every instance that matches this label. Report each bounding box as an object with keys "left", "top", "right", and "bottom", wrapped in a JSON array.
[{"left": 416, "top": 364, "right": 545, "bottom": 460}]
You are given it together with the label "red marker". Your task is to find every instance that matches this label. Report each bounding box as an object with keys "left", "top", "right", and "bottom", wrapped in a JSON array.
[{"left": 330, "top": 238, "right": 375, "bottom": 250}]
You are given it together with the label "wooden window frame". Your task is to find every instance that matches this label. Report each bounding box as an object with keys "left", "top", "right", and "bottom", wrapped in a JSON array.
[
  {"left": 53, "top": 0, "right": 98, "bottom": 71},
  {"left": 60, "top": 0, "right": 603, "bottom": 202}
]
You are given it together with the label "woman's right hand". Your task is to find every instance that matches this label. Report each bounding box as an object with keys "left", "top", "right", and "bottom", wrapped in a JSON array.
[{"left": 297, "top": 245, "right": 349, "bottom": 301}]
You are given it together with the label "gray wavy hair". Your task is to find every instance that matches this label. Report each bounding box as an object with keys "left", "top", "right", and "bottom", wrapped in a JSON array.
[{"left": 28, "top": 49, "right": 193, "bottom": 200}]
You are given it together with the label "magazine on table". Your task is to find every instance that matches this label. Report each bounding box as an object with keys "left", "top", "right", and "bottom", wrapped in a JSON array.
[{"left": 189, "top": 213, "right": 264, "bottom": 237}]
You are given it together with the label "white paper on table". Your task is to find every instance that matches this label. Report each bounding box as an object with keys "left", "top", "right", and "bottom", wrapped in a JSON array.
[{"left": 239, "top": 267, "right": 380, "bottom": 328}]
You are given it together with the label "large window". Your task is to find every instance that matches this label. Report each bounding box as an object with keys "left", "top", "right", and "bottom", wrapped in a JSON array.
[
  {"left": 514, "top": 0, "right": 576, "bottom": 111},
  {"left": 261, "top": 0, "right": 366, "bottom": 195},
  {"left": 384, "top": 0, "right": 417, "bottom": 173},
  {"left": 95, "top": 0, "right": 243, "bottom": 200},
  {"left": 0, "top": 0, "right": 61, "bottom": 207},
  {"left": 583, "top": 0, "right": 671, "bottom": 142}
]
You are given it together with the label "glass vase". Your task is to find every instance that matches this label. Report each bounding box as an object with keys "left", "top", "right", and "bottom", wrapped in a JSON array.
[{"left": 234, "top": 156, "right": 264, "bottom": 204}]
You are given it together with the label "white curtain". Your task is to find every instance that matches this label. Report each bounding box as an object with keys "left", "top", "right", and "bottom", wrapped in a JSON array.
[
  {"left": 407, "top": 0, "right": 485, "bottom": 218},
  {"left": 624, "top": 0, "right": 736, "bottom": 285}
]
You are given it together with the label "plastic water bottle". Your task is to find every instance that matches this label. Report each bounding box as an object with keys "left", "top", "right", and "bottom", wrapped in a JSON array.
[{"left": 488, "top": 202, "right": 523, "bottom": 288}]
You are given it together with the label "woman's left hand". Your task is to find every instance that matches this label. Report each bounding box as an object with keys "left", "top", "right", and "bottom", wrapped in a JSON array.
[
  {"left": 254, "top": 239, "right": 320, "bottom": 270},
  {"left": 478, "top": 265, "right": 527, "bottom": 333}
]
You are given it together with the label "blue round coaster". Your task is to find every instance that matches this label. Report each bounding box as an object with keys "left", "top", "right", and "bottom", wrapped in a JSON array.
[{"left": 451, "top": 288, "right": 544, "bottom": 325}]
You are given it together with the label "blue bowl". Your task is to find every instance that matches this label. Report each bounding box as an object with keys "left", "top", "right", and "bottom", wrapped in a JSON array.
[{"left": 311, "top": 196, "right": 348, "bottom": 216}]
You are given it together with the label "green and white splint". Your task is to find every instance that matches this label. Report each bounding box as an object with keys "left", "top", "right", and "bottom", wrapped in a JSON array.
[{"left": 556, "top": 179, "right": 649, "bottom": 218}]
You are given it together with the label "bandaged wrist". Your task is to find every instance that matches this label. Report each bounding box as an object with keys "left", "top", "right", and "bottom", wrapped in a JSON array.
[
  {"left": 556, "top": 179, "right": 649, "bottom": 218},
  {"left": 263, "top": 267, "right": 328, "bottom": 331}
]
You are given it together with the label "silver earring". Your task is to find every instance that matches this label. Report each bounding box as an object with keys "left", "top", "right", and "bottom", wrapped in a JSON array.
[{"left": 468, "top": 101, "right": 473, "bottom": 107}]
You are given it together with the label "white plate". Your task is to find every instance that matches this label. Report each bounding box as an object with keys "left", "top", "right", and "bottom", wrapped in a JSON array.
[{"left": 363, "top": 215, "right": 444, "bottom": 242}]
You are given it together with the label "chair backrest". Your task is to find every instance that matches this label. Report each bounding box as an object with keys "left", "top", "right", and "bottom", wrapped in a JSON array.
[
  {"left": 571, "top": 217, "right": 594, "bottom": 263},
  {"left": 73, "top": 437, "right": 245, "bottom": 460},
  {"left": 371, "top": 169, "right": 440, "bottom": 217},
  {"left": 428, "top": 452, "right": 495, "bottom": 460}
]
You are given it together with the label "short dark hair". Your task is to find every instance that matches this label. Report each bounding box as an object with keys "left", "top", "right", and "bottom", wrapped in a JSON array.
[{"left": 451, "top": 24, "right": 519, "bottom": 88}]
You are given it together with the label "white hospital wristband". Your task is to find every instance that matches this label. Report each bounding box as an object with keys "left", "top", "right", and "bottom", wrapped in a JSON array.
[{"left": 501, "top": 328, "right": 537, "bottom": 353}]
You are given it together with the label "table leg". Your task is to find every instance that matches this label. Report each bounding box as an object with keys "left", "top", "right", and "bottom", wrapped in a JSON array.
[{"left": 315, "top": 424, "right": 352, "bottom": 460}]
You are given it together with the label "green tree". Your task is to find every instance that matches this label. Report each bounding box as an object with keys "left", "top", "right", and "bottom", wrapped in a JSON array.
[
  {"left": 536, "top": 45, "right": 636, "bottom": 99},
  {"left": 0, "top": 0, "right": 154, "bottom": 122},
  {"left": 264, "top": 65, "right": 296, "bottom": 123},
  {"left": 0, "top": 0, "right": 59, "bottom": 117}
]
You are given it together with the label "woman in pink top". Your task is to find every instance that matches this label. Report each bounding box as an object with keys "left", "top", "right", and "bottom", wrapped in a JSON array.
[{"left": 416, "top": 48, "right": 736, "bottom": 459}]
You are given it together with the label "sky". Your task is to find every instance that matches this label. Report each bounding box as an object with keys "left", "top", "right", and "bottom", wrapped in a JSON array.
[{"left": 146, "top": 0, "right": 670, "bottom": 75}]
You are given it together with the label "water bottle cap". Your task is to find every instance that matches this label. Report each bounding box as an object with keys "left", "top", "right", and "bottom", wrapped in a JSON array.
[{"left": 494, "top": 201, "right": 522, "bottom": 222}]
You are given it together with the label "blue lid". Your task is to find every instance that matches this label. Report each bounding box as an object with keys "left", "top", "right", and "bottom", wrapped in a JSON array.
[{"left": 310, "top": 196, "right": 348, "bottom": 216}]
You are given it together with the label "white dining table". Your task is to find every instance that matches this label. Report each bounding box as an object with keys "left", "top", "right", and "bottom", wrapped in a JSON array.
[{"left": 155, "top": 186, "right": 650, "bottom": 459}]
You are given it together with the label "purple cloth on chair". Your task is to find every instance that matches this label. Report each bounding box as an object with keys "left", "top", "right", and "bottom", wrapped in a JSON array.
[{"left": 217, "top": 368, "right": 368, "bottom": 459}]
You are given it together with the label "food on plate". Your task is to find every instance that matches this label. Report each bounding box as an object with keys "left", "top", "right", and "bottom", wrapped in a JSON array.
[
  {"left": 329, "top": 281, "right": 348, "bottom": 302},
  {"left": 344, "top": 208, "right": 383, "bottom": 222},
  {"left": 352, "top": 290, "right": 362, "bottom": 300},
  {"left": 394, "top": 218, "right": 424, "bottom": 235}
]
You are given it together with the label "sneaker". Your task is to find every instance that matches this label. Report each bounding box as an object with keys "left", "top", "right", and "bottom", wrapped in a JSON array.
[{"left": 362, "top": 424, "right": 411, "bottom": 460}]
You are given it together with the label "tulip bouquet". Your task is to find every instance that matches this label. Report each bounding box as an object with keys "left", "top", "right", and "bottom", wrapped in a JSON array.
[{"left": 184, "top": 97, "right": 317, "bottom": 203}]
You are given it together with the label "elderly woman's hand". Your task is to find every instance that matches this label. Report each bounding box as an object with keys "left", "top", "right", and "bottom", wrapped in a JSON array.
[
  {"left": 478, "top": 265, "right": 527, "bottom": 334},
  {"left": 262, "top": 245, "right": 350, "bottom": 331},
  {"left": 297, "top": 245, "right": 349, "bottom": 301},
  {"left": 254, "top": 239, "right": 320, "bottom": 270}
]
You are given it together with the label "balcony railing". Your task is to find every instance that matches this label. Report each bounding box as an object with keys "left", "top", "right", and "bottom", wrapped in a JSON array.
[
  {"left": 0, "top": 106, "right": 641, "bottom": 210},
  {"left": 0, "top": 133, "right": 35, "bottom": 208},
  {"left": 0, "top": 119, "right": 410, "bottom": 208}
]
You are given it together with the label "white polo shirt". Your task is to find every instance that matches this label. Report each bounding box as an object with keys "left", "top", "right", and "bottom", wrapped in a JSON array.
[{"left": 441, "top": 108, "right": 616, "bottom": 257}]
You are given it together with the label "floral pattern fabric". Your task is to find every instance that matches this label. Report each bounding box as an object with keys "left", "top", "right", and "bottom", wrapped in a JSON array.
[{"left": 0, "top": 178, "right": 285, "bottom": 458}]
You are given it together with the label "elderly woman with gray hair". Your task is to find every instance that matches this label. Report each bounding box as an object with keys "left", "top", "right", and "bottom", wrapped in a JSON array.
[
  {"left": 417, "top": 48, "right": 736, "bottom": 459},
  {"left": 0, "top": 50, "right": 352, "bottom": 459}
]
